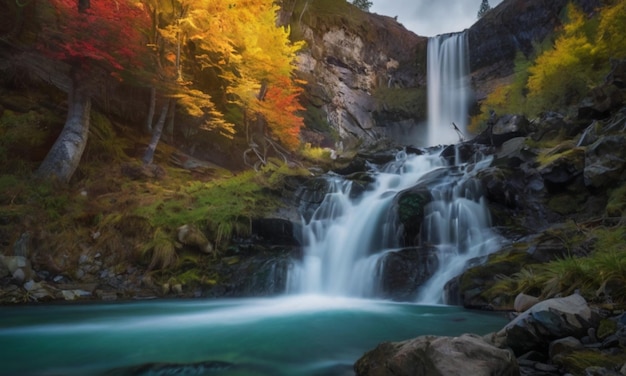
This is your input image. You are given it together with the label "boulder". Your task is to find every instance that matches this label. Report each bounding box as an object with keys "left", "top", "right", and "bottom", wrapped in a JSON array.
[
  {"left": 0, "top": 255, "right": 33, "bottom": 282},
  {"left": 354, "top": 333, "right": 519, "bottom": 376},
  {"left": 584, "top": 135, "right": 626, "bottom": 188},
  {"left": 514, "top": 293, "right": 540, "bottom": 312},
  {"left": 177, "top": 224, "right": 213, "bottom": 254},
  {"left": 538, "top": 146, "right": 585, "bottom": 188},
  {"left": 377, "top": 247, "right": 438, "bottom": 301},
  {"left": 498, "top": 293, "right": 599, "bottom": 355},
  {"left": 549, "top": 336, "right": 584, "bottom": 359}
]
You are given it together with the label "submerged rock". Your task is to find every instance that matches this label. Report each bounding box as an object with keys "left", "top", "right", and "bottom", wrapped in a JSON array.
[{"left": 109, "top": 360, "right": 233, "bottom": 376}]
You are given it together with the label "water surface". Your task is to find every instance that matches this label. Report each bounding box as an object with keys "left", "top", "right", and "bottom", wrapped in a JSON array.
[{"left": 0, "top": 296, "right": 507, "bottom": 376}]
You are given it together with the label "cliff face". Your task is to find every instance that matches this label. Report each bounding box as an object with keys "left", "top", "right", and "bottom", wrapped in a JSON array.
[
  {"left": 291, "top": 0, "right": 602, "bottom": 150},
  {"left": 468, "top": 0, "right": 601, "bottom": 101},
  {"left": 286, "top": 1, "right": 427, "bottom": 150}
]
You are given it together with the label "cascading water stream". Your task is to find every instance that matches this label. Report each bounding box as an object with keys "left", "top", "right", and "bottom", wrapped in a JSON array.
[
  {"left": 289, "top": 31, "right": 500, "bottom": 303},
  {"left": 427, "top": 33, "right": 471, "bottom": 146}
]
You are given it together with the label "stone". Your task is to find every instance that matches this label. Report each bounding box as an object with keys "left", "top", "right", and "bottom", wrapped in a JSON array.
[
  {"left": 12, "top": 232, "right": 32, "bottom": 257},
  {"left": 377, "top": 247, "right": 438, "bottom": 300},
  {"left": 62, "top": 290, "right": 77, "bottom": 301},
  {"left": 177, "top": 224, "right": 213, "bottom": 254},
  {"left": 0, "top": 260, "right": 9, "bottom": 278},
  {"left": 354, "top": 333, "right": 519, "bottom": 376},
  {"left": 498, "top": 293, "right": 599, "bottom": 355},
  {"left": 514, "top": 293, "right": 540, "bottom": 312},
  {"left": 584, "top": 135, "right": 626, "bottom": 188},
  {"left": 172, "top": 284, "right": 183, "bottom": 294},
  {"left": 549, "top": 336, "right": 584, "bottom": 359},
  {"left": 1, "top": 255, "right": 33, "bottom": 282},
  {"left": 12, "top": 268, "right": 26, "bottom": 283}
]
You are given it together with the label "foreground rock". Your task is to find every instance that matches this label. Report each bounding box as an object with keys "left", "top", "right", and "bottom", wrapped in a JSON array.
[
  {"left": 354, "top": 333, "right": 519, "bottom": 376},
  {"left": 357, "top": 294, "right": 626, "bottom": 376},
  {"left": 494, "top": 293, "right": 599, "bottom": 355}
]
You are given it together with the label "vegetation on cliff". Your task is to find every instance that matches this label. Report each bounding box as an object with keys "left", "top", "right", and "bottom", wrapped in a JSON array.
[{"left": 465, "top": 0, "right": 626, "bottom": 310}]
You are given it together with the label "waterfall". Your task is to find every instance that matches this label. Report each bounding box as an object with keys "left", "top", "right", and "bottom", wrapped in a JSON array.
[
  {"left": 427, "top": 32, "right": 470, "bottom": 146},
  {"left": 287, "top": 31, "right": 499, "bottom": 304},
  {"left": 288, "top": 151, "right": 500, "bottom": 302}
]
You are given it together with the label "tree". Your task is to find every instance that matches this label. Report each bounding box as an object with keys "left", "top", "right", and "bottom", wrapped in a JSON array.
[
  {"left": 35, "top": 0, "right": 150, "bottom": 182},
  {"left": 477, "top": 0, "right": 491, "bottom": 19},
  {"left": 352, "top": 0, "right": 372, "bottom": 12}
]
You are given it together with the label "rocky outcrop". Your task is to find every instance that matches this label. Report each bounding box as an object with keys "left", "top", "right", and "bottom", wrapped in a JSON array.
[
  {"left": 286, "top": 2, "right": 427, "bottom": 150},
  {"left": 358, "top": 294, "right": 626, "bottom": 376},
  {"left": 354, "top": 333, "right": 519, "bottom": 376},
  {"left": 377, "top": 247, "right": 438, "bottom": 301},
  {"left": 468, "top": 0, "right": 601, "bottom": 101},
  {"left": 495, "top": 294, "right": 599, "bottom": 355}
]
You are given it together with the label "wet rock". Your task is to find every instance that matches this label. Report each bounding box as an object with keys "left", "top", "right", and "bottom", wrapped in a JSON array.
[
  {"left": 377, "top": 247, "right": 438, "bottom": 301},
  {"left": 354, "top": 333, "right": 519, "bottom": 376},
  {"left": 249, "top": 218, "right": 301, "bottom": 247},
  {"left": 118, "top": 360, "right": 233, "bottom": 376}
]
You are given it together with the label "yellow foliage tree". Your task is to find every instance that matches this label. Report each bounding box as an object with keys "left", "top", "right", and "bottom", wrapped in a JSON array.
[{"left": 526, "top": 4, "right": 597, "bottom": 110}]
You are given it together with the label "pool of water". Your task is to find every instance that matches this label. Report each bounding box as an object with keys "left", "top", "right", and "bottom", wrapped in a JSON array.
[{"left": 0, "top": 295, "right": 508, "bottom": 376}]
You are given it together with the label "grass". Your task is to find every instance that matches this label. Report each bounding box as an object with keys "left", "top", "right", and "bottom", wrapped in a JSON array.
[{"left": 490, "top": 224, "right": 626, "bottom": 305}]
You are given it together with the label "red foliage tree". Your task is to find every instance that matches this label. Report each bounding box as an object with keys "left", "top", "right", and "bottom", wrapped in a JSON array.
[
  {"left": 43, "top": 0, "right": 149, "bottom": 75},
  {"left": 35, "top": 0, "right": 151, "bottom": 182}
]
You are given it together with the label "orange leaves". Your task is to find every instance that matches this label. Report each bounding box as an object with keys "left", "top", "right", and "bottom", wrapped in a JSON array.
[{"left": 259, "top": 76, "right": 305, "bottom": 150}]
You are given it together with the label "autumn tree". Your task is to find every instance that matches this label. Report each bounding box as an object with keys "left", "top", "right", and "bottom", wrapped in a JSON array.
[
  {"left": 35, "top": 0, "right": 150, "bottom": 182},
  {"left": 142, "top": 0, "right": 305, "bottom": 167}
]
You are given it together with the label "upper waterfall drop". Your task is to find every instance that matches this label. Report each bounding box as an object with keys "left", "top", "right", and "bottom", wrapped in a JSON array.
[{"left": 426, "top": 32, "right": 471, "bottom": 147}]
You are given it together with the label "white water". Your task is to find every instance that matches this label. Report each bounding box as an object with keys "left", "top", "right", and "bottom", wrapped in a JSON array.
[
  {"left": 288, "top": 150, "right": 500, "bottom": 303},
  {"left": 288, "top": 152, "right": 446, "bottom": 296},
  {"left": 427, "top": 32, "right": 471, "bottom": 146},
  {"left": 288, "top": 31, "right": 500, "bottom": 303}
]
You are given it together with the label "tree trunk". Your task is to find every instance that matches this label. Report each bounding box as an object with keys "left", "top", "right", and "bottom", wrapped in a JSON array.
[
  {"left": 142, "top": 100, "right": 169, "bottom": 165},
  {"left": 35, "top": 78, "right": 91, "bottom": 183},
  {"left": 165, "top": 99, "right": 176, "bottom": 138},
  {"left": 146, "top": 86, "right": 156, "bottom": 133}
]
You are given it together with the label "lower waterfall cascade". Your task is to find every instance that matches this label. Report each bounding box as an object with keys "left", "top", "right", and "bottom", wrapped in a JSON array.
[
  {"left": 288, "top": 148, "right": 501, "bottom": 303},
  {"left": 288, "top": 31, "right": 500, "bottom": 303}
]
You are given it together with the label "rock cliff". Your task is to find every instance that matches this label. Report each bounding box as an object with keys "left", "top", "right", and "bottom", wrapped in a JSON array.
[
  {"left": 468, "top": 0, "right": 601, "bottom": 101},
  {"left": 291, "top": 0, "right": 604, "bottom": 150},
  {"left": 284, "top": 1, "right": 427, "bottom": 150}
]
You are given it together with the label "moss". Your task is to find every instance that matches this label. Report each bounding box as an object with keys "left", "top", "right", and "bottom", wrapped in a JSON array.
[
  {"left": 459, "top": 245, "right": 536, "bottom": 304},
  {"left": 596, "top": 319, "right": 618, "bottom": 340},
  {"left": 536, "top": 143, "right": 584, "bottom": 169},
  {"left": 177, "top": 269, "right": 202, "bottom": 286},
  {"left": 606, "top": 183, "right": 626, "bottom": 218},
  {"left": 555, "top": 349, "right": 625, "bottom": 375},
  {"left": 548, "top": 193, "right": 587, "bottom": 215},
  {"left": 372, "top": 87, "right": 427, "bottom": 121}
]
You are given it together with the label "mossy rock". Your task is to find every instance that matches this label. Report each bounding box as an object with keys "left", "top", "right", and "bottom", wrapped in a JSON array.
[
  {"left": 456, "top": 244, "right": 536, "bottom": 307},
  {"left": 395, "top": 190, "right": 431, "bottom": 246},
  {"left": 553, "top": 349, "right": 625, "bottom": 375},
  {"left": 606, "top": 183, "right": 626, "bottom": 218}
]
